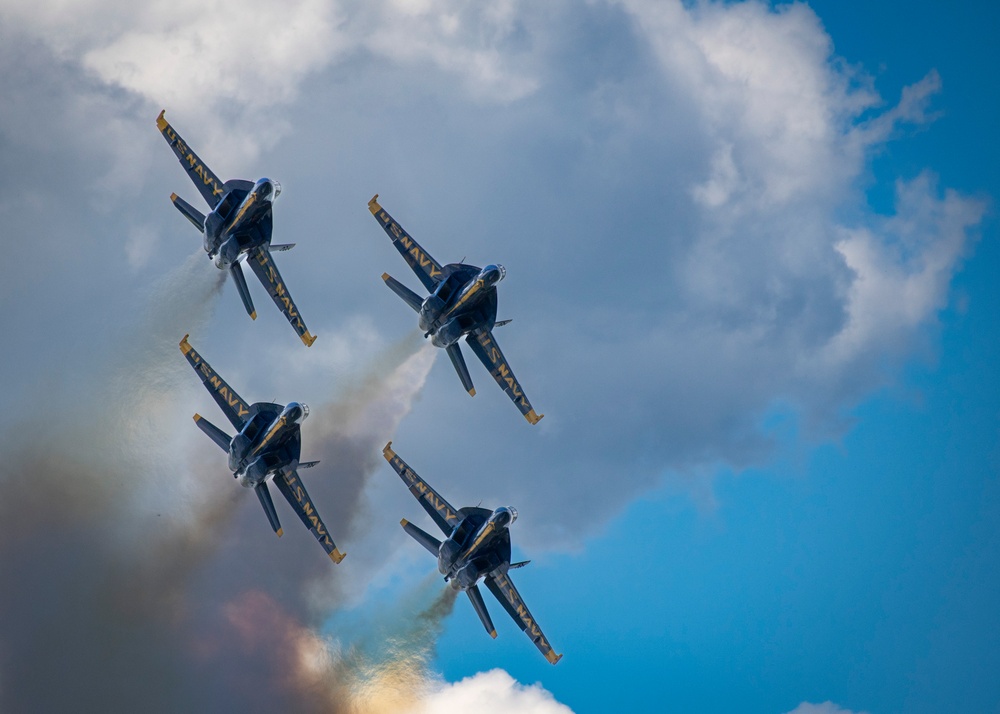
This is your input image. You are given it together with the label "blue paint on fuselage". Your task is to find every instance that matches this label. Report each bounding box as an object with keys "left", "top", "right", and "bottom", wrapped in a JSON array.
[
  {"left": 437, "top": 506, "right": 516, "bottom": 590},
  {"left": 203, "top": 178, "right": 279, "bottom": 267},
  {"left": 227, "top": 401, "right": 304, "bottom": 487},
  {"left": 419, "top": 263, "right": 501, "bottom": 347}
]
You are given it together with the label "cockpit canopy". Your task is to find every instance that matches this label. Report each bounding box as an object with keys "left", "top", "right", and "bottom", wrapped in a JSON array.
[
  {"left": 285, "top": 401, "right": 309, "bottom": 424},
  {"left": 480, "top": 264, "right": 506, "bottom": 286},
  {"left": 255, "top": 178, "right": 281, "bottom": 203},
  {"left": 492, "top": 506, "right": 518, "bottom": 527}
]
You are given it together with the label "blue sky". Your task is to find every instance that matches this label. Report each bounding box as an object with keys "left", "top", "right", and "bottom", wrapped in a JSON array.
[{"left": 0, "top": 1, "right": 996, "bottom": 712}]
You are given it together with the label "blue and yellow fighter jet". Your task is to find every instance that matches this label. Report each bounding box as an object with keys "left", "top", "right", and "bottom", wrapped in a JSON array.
[
  {"left": 180, "top": 335, "right": 345, "bottom": 564},
  {"left": 383, "top": 442, "right": 561, "bottom": 664},
  {"left": 368, "top": 195, "right": 542, "bottom": 425},
  {"left": 157, "top": 111, "right": 316, "bottom": 347}
]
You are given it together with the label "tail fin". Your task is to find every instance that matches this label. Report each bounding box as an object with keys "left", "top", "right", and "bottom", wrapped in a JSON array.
[
  {"left": 446, "top": 343, "right": 476, "bottom": 396},
  {"left": 467, "top": 585, "right": 497, "bottom": 638},
  {"left": 382, "top": 273, "right": 423, "bottom": 312},
  {"left": 255, "top": 482, "right": 283, "bottom": 536},
  {"left": 193, "top": 414, "right": 232, "bottom": 452},
  {"left": 229, "top": 262, "right": 257, "bottom": 319},
  {"left": 170, "top": 193, "right": 206, "bottom": 231},
  {"left": 400, "top": 518, "right": 442, "bottom": 556}
]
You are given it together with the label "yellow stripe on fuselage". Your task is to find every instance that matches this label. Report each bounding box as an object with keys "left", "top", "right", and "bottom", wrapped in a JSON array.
[
  {"left": 443, "top": 279, "right": 484, "bottom": 320},
  {"left": 459, "top": 521, "right": 496, "bottom": 561},
  {"left": 225, "top": 192, "right": 257, "bottom": 234},
  {"left": 249, "top": 415, "right": 287, "bottom": 458}
]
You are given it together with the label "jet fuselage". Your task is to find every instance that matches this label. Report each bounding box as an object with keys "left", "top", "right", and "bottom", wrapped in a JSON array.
[
  {"left": 227, "top": 401, "right": 308, "bottom": 488},
  {"left": 437, "top": 506, "right": 517, "bottom": 590},
  {"left": 204, "top": 178, "right": 281, "bottom": 269},
  {"left": 420, "top": 264, "right": 505, "bottom": 348}
]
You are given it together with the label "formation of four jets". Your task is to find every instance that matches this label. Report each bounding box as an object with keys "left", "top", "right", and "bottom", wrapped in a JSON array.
[{"left": 157, "top": 111, "right": 560, "bottom": 664}]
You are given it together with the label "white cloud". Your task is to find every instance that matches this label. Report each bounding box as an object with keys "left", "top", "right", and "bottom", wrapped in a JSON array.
[
  {"left": 785, "top": 702, "right": 869, "bottom": 714},
  {"left": 358, "top": 0, "right": 540, "bottom": 102},
  {"left": 0, "top": 0, "right": 987, "bottom": 539},
  {"left": 417, "top": 669, "right": 574, "bottom": 713},
  {"left": 82, "top": 0, "right": 347, "bottom": 114},
  {"left": 827, "top": 172, "right": 985, "bottom": 365},
  {"left": 1, "top": 0, "right": 540, "bottom": 148}
]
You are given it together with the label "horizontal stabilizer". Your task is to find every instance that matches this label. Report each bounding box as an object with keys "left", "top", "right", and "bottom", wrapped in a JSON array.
[
  {"left": 269, "top": 243, "right": 295, "bottom": 252},
  {"left": 170, "top": 192, "right": 206, "bottom": 231},
  {"left": 494, "top": 319, "right": 512, "bottom": 328},
  {"left": 446, "top": 343, "right": 476, "bottom": 396},
  {"left": 382, "top": 273, "right": 423, "bottom": 313},
  {"left": 400, "top": 518, "right": 442, "bottom": 556},
  {"left": 509, "top": 560, "right": 530, "bottom": 570},
  {"left": 193, "top": 413, "right": 232, "bottom": 452},
  {"left": 255, "top": 482, "right": 283, "bottom": 537},
  {"left": 467, "top": 585, "right": 497, "bottom": 638},
  {"left": 298, "top": 460, "right": 320, "bottom": 469}
]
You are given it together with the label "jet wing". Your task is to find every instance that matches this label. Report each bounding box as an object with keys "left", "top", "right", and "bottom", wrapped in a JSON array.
[
  {"left": 156, "top": 111, "right": 226, "bottom": 208},
  {"left": 368, "top": 194, "right": 444, "bottom": 292},
  {"left": 179, "top": 335, "right": 252, "bottom": 431},
  {"left": 246, "top": 247, "right": 317, "bottom": 347},
  {"left": 466, "top": 330, "right": 543, "bottom": 425},
  {"left": 271, "top": 468, "right": 346, "bottom": 563},
  {"left": 485, "top": 571, "right": 563, "bottom": 665},
  {"left": 382, "top": 442, "right": 461, "bottom": 536}
]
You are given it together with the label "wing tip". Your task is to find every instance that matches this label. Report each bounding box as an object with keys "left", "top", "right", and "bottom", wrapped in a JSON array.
[
  {"left": 156, "top": 109, "right": 167, "bottom": 131},
  {"left": 179, "top": 334, "right": 192, "bottom": 354},
  {"left": 276, "top": 528, "right": 284, "bottom": 538},
  {"left": 383, "top": 441, "right": 396, "bottom": 462},
  {"left": 525, "top": 409, "right": 544, "bottom": 425},
  {"left": 368, "top": 193, "right": 381, "bottom": 215},
  {"left": 300, "top": 331, "right": 317, "bottom": 347},
  {"left": 249, "top": 311, "right": 257, "bottom": 321},
  {"left": 489, "top": 629, "right": 497, "bottom": 639},
  {"left": 546, "top": 651, "right": 564, "bottom": 665},
  {"left": 170, "top": 192, "right": 178, "bottom": 202},
  {"left": 400, "top": 517, "right": 409, "bottom": 528},
  {"left": 193, "top": 413, "right": 202, "bottom": 422},
  {"left": 330, "top": 548, "right": 347, "bottom": 564},
  {"left": 381, "top": 272, "right": 391, "bottom": 282},
  {"left": 468, "top": 387, "right": 476, "bottom": 397}
]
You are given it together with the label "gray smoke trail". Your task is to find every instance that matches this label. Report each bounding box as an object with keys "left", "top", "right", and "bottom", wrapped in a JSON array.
[
  {"left": 0, "top": 249, "right": 454, "bottom": 713},
  {"left": 337, "top": 581, "right": 460, "bottom": 713}
]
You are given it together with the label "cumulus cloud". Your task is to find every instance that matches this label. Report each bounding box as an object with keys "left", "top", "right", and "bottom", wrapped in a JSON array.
[
  {"left": 785, "top": 702, "right": 869, "bottom": 714},
  {"left": 418, "top": 669, "right": 574, "bottom": 713},
  {"left": 0, "top": 0, "right": 986, "bottom": 551},
  {"left": 0, "top": 0, "right": 989, "bottom": 708}
]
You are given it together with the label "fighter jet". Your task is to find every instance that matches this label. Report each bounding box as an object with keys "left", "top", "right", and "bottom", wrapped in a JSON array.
[
  {"left": 368, "top": 195, "right": 542, "bottom": 425},
  {"left": 157, "top": 111, "right": 316, "bottom": 347},
  {"left": 179, "top": 335, "right": 345, "bottom": 564},
  {"left": 383, "top": 442, "right": 561, "bottom": 664}
]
